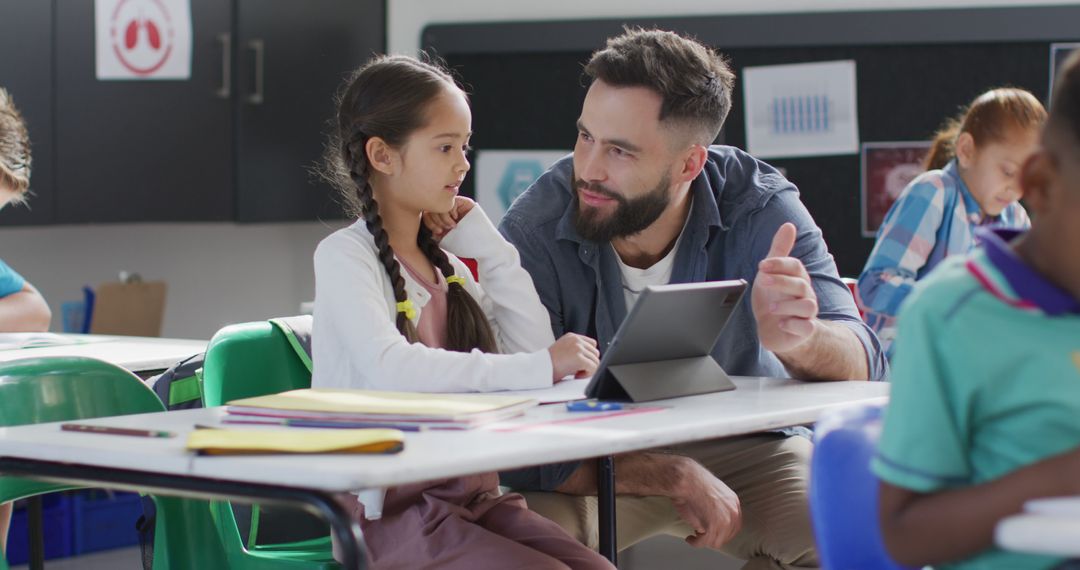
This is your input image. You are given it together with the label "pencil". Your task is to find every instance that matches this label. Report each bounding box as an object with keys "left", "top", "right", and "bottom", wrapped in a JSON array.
[{"left": 61, "top": 423, "right": 175, "bottom": 438}]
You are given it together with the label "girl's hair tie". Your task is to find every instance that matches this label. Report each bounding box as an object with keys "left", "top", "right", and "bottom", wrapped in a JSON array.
[
  {"left": 395, "top": 300, "right": 417, "bottom": 320},
  {"left": 446, "top": 275, "right": 466, "bottom": 287}
]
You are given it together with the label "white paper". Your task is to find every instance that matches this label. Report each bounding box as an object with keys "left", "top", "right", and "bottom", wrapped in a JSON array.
[
  {"left": 0, "top": 333, "right": 107, "bottom": 351},
  {"left": 1050, "top": 43, "right": 1080, "bottom": 100},
  {"left": 494, "top": 378, "right": 590, "bottom": 405},
  {"left": 743, "top": 60, "right": 859, "bottom": 159},
  {"left": 96, "top": 0, "right": 193, "bottom": 80},
  {"left": 1025, "top": 496, "right": 1080, "bottom": 517},
  {"left": 474, "top": 150, "right": 568, "bottom": 223}
]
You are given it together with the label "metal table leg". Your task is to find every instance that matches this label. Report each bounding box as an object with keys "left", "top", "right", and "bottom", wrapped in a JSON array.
[
  {"left": 597, "top": 455, "right": 617, "bottom": 564},
  {"left": 28, "top": 496, "right": 44, "bottom": 570}
]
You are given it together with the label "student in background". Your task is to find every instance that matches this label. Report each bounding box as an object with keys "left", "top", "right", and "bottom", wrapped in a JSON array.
[
  {"left": 874, "top": 51, "right": 1080, "bottom": 569},
  {"left": 0, "top": 87, "right": 52, "bottom": 552},
  {"left": 858, "top": 87, "right": 1045, "bottom": 352},
  {"left": 313, "top": 55, "right": 612, "bottom": 569}
]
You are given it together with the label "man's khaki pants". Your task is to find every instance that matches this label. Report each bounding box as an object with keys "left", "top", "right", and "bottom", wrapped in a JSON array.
[{"left": 520, "top": 433, "right": 819, "bottom": 570}]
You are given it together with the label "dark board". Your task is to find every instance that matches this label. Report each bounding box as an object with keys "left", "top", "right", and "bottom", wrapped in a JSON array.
[{"left": 427, "top": 6, "right": 1080, "bottom": 276}]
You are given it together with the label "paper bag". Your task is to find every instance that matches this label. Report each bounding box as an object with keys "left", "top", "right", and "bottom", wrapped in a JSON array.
[{"left": 89, "top": 279, "right": 167, "bottom": 337}]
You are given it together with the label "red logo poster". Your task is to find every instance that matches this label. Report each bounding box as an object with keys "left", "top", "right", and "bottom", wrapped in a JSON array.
[{"left": 861, "top": 142, "right": 932, "bottom": 237}]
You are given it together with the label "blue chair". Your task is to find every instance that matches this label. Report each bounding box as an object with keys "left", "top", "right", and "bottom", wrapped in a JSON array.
[{"left": 810, "top": 403, "right": 916, "bottom": 570}]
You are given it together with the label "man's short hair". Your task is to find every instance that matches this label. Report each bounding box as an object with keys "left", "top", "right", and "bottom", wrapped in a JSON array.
[
  {"left": 584, "top": 28, "right": 734, "bottom": 146},
  {"left": 0, "top": 88, "right": 32, "bottom": 199}
]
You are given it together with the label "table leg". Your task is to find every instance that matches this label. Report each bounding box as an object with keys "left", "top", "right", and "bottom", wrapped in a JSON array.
[
  {"left": 28, "top": 496, "right": 44, "bottom": 570},
  {"left": 0, "top": 458, "right": 368, "bottom": 570},
  {"left": 597, "top": 455, "right": 617, "bottom": 564}
]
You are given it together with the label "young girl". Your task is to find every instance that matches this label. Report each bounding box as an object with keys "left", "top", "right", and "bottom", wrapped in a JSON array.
[
  {"left": 312, "top": 55, "right": 614, "bottom": 569},
  {"left": 873, "top": 51, "right": 1080, "bottom": 569},
  {"left": 858, "top": 87, "right": 1046, "bottom": 352}
]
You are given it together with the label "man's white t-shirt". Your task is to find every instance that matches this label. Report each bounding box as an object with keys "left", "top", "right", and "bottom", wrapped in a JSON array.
[{"left": 614, "top": 213, "right": 691, "bottom": 311}]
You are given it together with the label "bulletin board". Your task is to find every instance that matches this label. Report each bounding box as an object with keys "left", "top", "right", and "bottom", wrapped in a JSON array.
[{"left": 424, "top": 5, "right": 1080, "bottom": 276}]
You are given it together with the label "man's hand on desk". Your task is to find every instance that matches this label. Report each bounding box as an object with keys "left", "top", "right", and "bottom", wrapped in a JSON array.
[{"left": 669, "top": 455, "right": 743, "bottom": 549}]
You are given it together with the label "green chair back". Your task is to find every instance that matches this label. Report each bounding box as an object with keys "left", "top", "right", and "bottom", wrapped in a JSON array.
[
  {"left": 0, "top": 357, "right": 181, "bottom": 570},
  {"left": 201, "top": 320, "right": 312, "bottom": 407},
  {"left": 199, "top": 320, "right": 338, "bottom": 569},
  {"left": 0, "top": 357, "right": 165, "bottom": 503}
]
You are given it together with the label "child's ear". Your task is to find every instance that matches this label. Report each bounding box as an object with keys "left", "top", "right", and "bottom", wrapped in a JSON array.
[
  {"left": 955, "top": 132, "right": 976, "bottom": 169},
  {"left": 1019, "top": 149, "right": 1054, "bottom": 214},
  {"left": 365, "top": 137, "right": 397, "bottom": 176}
]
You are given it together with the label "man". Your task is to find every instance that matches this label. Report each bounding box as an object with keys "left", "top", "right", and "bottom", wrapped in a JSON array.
[{"left": 496, "top": 29, "right": 888, "bottom": 569}]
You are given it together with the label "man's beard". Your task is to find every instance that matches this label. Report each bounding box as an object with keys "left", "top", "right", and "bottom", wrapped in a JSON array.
[{"left": 573, "top": 173, "right": 671, "bottom": 243}]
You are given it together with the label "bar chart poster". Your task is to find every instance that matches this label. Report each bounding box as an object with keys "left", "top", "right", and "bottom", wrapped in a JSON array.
[
  {"left": 861, "top": 141, "right": 932, "bottom": 237},
  {"left": 743, "top": 60, "right": 859, "bottom": 159}
]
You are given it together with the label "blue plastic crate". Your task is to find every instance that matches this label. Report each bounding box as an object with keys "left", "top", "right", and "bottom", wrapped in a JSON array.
[
  {"left": 71, "top": 490, "right": 144, "bottom": 554},
  {"left": 6, "top": 494, "right": 74, "bottom": 565}
]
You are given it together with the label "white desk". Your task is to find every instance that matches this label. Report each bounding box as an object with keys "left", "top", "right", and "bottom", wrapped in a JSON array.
[
  {"left": 996, "top": 497, "right": 1080, "bottom": 558},
  {"left": 0, "top": 334, "right": 206, "bottom": 374},
  {"left": 0, "top": 377, "right": 888, "bottom": 569}
]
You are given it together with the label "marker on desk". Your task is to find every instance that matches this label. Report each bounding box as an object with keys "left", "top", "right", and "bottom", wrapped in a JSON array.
[
  {"left": 566, "top": 400, "right": 623, "bottom": 412},
  {"left": 61, "top": 423, "right": 175, "bottom": 438}
]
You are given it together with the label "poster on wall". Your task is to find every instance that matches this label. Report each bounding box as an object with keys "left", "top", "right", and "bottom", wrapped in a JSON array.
[
  {"left": 474, "top": 150, "right": 569, "bottom": 223},
  {"left": 861, "top": 141, "right": 932, "bottom": 237},
  {"left": 1050, "top": 43, "right": 1080, "bottom": 100},
  {"left": 96, "top": 0, "right": 193, "bottom": 80},
  {"left": 743, "top": 60, "right": 860, "bottom": 159}
]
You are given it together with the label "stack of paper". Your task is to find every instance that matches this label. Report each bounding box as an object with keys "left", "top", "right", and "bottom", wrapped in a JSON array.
[
  {"left": 188, "top": 428, "right": 404, "bottom": 456},
  {"left": 225, "top": 388, "right": 537, "bottom": 430}
]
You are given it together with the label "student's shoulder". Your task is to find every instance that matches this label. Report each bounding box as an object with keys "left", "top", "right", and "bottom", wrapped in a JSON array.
[
  {"left": 896, "top": 168, "right": 958, "bottom": 204},
  {"left": 500, "top": 154, "right": 574, "bottom": 237},
  {"left": 899, "top": 255, "right": 981, "bottom": 324},
  {"left": 314, "top": 221, "right": 377, "bottom": 265}
]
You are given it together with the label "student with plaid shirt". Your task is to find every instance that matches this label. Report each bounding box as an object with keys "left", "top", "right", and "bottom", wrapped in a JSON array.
[{"left": 858, "top": 88, "right": 1044, "bottom": 353}]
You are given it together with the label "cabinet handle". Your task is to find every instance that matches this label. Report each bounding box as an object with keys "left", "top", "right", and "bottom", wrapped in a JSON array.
[
  {"left": 216, "top": 33, "right": 231, "bottom": 99},
  {"left": 247, "top": 39, "right": 265, "bottom": 105}
]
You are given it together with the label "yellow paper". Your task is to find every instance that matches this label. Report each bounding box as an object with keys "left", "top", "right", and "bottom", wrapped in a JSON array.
[
  {"left": 228, "top": 388, "right": 533, "bottom": 417},
  {"left": 187, "top": 428, "right": 404, "bottom": 456}
]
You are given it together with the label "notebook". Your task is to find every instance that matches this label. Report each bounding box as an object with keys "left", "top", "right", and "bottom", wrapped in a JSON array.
[
  {"left": 226, "top": 388, "right": 537, "bottom": 429},
  {"left": 187, "top": 428, "right": 404, "bottom": 456}
]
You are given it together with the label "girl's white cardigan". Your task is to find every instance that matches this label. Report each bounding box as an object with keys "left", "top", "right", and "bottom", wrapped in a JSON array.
[{"left": 311, "top": 207, "right": 556, "bottom": 393}]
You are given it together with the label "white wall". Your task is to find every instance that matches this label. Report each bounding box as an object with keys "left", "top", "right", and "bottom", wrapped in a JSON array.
[
  {"left": 1, "top": 221, "right": 344, "bottom": 339},
  {"left": 388, "top": 0, "right": 1079, "bottom": 55}
]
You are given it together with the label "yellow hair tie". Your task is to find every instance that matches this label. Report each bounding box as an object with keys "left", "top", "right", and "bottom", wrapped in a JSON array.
[
  {"left": 446, "top": 275, "right": 466, "bottom": 287},
  {"left": 395, "top": 300, "right": 417, "bottom": 320}
]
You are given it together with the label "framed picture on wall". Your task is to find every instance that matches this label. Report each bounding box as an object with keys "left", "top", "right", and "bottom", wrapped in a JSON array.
[
  {"left": 860, "top": 141, "right": 932, "bottom": 237},
  {"left": 1050, "top": 43, "right": 1080, "bottom": 100}
]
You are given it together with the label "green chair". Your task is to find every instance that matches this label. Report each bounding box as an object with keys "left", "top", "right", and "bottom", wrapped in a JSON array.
[
  {"left": 0, "top": 357, "right": 226, "bottom": 570},
  {"left": 200, "top": 320, "right": 339, "bottom": 569}
]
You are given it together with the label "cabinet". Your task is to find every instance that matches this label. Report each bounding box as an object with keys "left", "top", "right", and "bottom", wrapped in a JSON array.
[
  {"left": 235, "top": 0, "right": 380, "bottom": 222},
  {"left": 0, "top": 0, "right": 384, "bottom": 225}
]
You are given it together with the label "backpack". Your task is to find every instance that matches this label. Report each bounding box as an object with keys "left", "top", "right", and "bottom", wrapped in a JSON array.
[{"left": 137, "top": 316, "right": 318, "bottom": 569}]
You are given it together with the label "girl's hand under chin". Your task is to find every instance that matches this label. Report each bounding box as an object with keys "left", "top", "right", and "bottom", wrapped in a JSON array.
[{"left": 423, "top": 196, "right": 476, "bottom": 241}]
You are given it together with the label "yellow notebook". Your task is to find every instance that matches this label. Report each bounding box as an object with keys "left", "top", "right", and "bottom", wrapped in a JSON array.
[
  {"left": 227, "top": 388, "right": 536, "bottom": 419},
  {"left": 187, "top": 428, "right": 404, "bottom": 456}
]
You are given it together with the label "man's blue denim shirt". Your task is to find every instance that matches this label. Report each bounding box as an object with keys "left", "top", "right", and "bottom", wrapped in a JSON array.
[{"left": 498, "top": 145, "right": 888, "bottom": 491}]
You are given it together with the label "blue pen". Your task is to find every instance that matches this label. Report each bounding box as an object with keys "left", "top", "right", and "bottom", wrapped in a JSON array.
[{"left": 566, "top": 400, "right": 623, "bottom": 412}]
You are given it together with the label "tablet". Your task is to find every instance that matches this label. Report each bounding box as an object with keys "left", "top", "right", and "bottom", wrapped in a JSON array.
[{"left": 584, "top": 279, "right": 747, "bottom": 402}]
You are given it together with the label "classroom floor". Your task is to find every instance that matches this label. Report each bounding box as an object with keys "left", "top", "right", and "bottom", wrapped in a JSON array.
[{"left": 11, "top": 538, "right": 742, "bottom": 569}]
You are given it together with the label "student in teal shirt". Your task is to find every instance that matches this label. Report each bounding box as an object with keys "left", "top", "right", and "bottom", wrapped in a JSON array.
[{"left": 873, "top": 51, "right": 1080, "bottom": 570}]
